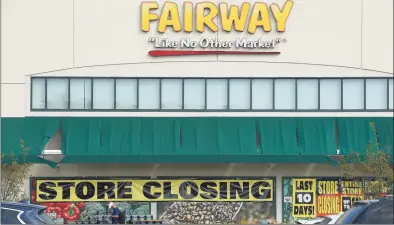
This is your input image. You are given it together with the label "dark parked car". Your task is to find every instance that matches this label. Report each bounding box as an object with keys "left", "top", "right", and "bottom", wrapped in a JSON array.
[
  {"left": 1, "top": 201, "right": 54, "bottom": 224},
  {"left": 334, "top": 197, "right": 394, "bottom": 224}
]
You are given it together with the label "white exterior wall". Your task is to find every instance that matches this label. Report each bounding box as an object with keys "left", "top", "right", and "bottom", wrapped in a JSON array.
[
  {"left": 1, "top": 0, "right": 393, "bottom": 118},
  {"left": 1, "top": 0, "right": 393, "bottom": 222}
]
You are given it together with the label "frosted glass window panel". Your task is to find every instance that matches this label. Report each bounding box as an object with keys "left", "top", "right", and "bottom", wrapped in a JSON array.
[
  {"left": 116, "top": 79, "right": 137, "bottom": 109},
  {"left": 161, "top": 79, "right": 182, "bottom": 109},
  {"left": 207, "top": 79, "right": 228, "bottom": 110},
  {"left": 365, "top": 79, "right": 387, "bottom": 110},
  {"left": 138, "top": 79, "right": 160, "bottom": 109},
  {"left": 93, "top": 79, "right": 114, "bottom": 109},
  {"left": 252, "top": 79, "right": 273, "bottom": 110},
  {"left": 274, "top": 79, "right": 296, "bottom": 110},
  {"left": 229, "top": 79, "right": 250, "bottom": 109},
  {"left": 297, "top": 79, "right": 318, "bottom": 110},
  {"left": 343, "top": 79, "right": 364, "bottom": 110},
  {"left": 70, "top": 79, "right": 92, "bottom": 109},
  {"left": 184, "top": 79, "right": 205, "bottom": 109},
  {"left": 31, "top": 78, "right": 46, "bottom": 109},
  {"left": 320, "top": 79, "right": 341, "bottom": 110},
  {"left": 47, "top": 78, "right": 68, "bottom": 109},
  {"left": 389, "top": 79, "right": 393, "bottom": 110}
]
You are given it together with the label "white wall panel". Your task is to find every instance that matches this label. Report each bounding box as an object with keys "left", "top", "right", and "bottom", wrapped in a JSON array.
[
  {"left": 1, "top": 0, "right": 393, "bottom": 118},
  {"left": 1, "top": 84, "right": 26, "bottom": 117},
  {"left": 217, "top": 0, "right": 362, "bottom": 68},
  {"left": 73, "top": 0, "right": 217, "bottom": 67},
  {"left": 362, "top": 0, "right": 393, "bottom": 73},
  {"left": 1, "top": 0, "right": 73, "bottom": 83}
]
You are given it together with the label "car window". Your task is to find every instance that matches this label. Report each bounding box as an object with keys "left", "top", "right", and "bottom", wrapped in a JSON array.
[
  {"left": 319, "top": 218, "right": 332, "bottom": 224},
  {"left": 334, "top": 205, "right": 366, "bottom": 224},
  {"left": 364, "top": 205, "right": 394, "bottom": 224},
  {"left": 36, "top": 210, "right": 55, "bottom": 224},
  {"left": 1, "top": 208, "right": 24, "bottom": 224}
]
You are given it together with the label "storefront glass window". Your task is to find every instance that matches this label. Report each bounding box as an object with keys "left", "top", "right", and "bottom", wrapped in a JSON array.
[
  {"left": 31, "top": 77, "right": 393, "bottom": 112},
  {"left": 319, "top": 79, "right": 341, "bottom": 110},
  {"left": 161, "top": 79, "right": 182, "bottom": 109},
  {"left": 93, "top": 79, "right": 114, "bottom": 109},
  {"left": 252, "top": 79, "right": 273, "bottom": 110},
  {"left": 229, "top": 79, "right": 250, "bottom": 110},
  {"left": 207, "top": 79, "right": 228, "bottom": 110},
  {"left": 47, "top": 78, "right": 68, "bottom": 109},
  {"left": 343, "top": 79, "right": 364, "bottom": 110},
  {"left": 70, "top": 79, "right": 92, "bottom": 109},
  {"left": 184, "top": 79, "right": 205, "bottom": 110},
  {"left": 365, "top": 79, "right": 387, "bottom": 110},
  {"left": 138, "top": 79, "right": 160, "bottom": 109},
  {"left": 31, "top": 78, "right": 46, "bottom": 109},
  {"left": 115, "top": 79, "right": 137, "bottom": 109},
  {"left": 297, "top": 79, "right": 318, "bottom": 110},
  {"left": 274, "top": 79, "right": 295, "bottom": 110},
  {"left": 389, "top": 79, "right": 393, "bottom": 110}
]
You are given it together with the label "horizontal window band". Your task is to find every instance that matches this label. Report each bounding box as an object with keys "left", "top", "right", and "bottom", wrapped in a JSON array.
[{"left": 30, "top": 77, "right": 394, "bottom": 112}]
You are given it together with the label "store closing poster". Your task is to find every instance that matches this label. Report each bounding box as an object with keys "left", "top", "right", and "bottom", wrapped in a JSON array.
[
  {"left": 32, "top": 177, "right": 276, "bottom": 224},
  {"left": 282, "top": 177, "right": 388, "bottom": 223}
]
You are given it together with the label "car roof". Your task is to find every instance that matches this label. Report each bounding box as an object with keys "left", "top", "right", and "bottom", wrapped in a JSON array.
[
  {"left": 352, "top": 198, "right": 393, "bottom": 210},
  {"left": 1, "top": 201, "right": 46, "bottom": 211},
  {"left": 355, "top": 197, "right": 393, "bottom": 204}
]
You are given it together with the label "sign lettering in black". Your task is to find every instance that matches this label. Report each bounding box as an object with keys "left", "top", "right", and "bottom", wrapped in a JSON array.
[
  {"left": 117, "top": 182, "right": 132, "bottom": 199},
  {"left": 163, "top": 182, "right": 178, "bottom": 199},
  {"left": 75, "top": 182, "right": 95, "bottom": 200},
  {"left": 97, "top": 182, "right": 115, "bottom": 199},
  {"left": 58, "top": 182, "right": 75, "bottom": 200},
  {"left": 179, "top": 181, "right": 199, "bottom": 199},
  {"left": 200, "top": 182, "right": 218, "bottom": 199},
  {"left": 251, "top": 181, "right": 271, "bottom": 199},
  {"left": 229, "top": 182, "right": 249, "bottom": 199},
  {"left": 143, "top": 181, "right": 161, "bottom": 199},
  {"left": 38, "top": 182, "right": 57, "bottom": 200}
]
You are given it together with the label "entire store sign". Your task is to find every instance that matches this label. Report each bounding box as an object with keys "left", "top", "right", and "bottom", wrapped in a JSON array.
[
  {"left": 36, "top": 179, "right": 274, "bottom": 202},
  {"left": 140, "top": 1, "right": 294, "bottom": 57}
]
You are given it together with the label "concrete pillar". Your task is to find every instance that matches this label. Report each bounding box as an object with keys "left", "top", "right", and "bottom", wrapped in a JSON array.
[
  {"left": 276, "top": 176, "right": 283, "bottom": 223},
  {"left": 150, "top": 174, "right": 158, "bottom": 219},
  {"left": 150, "top": 202, "right": 158, "bottom": 219}
]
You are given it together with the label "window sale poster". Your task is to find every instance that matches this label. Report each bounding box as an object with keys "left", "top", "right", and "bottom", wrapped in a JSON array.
[
  {"left": 283, "top": 177, "right": 388, "bottom": 223},
  {"left": 292, "top": 179, "right": 316, "bottom": 218}
]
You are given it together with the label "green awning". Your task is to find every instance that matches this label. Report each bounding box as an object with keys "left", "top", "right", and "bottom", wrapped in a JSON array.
[{"left": 1, "top": 117, "right": 392, "bottom": 164}]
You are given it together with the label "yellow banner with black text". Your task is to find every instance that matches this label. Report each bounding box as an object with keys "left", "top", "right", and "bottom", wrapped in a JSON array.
[
  {"left": 36, "top": 179, "right": 273, "bottom": 202},
  {"left": 292, "top": 178, "right": 317, "bottom": 218}
]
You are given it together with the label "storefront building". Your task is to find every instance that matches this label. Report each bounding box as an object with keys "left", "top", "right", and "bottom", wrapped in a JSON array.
[{"left": 1, "top": 0, "right": 393, "bottom": 223}]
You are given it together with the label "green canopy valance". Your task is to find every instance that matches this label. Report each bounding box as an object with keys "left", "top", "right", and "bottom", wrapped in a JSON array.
[{"left": 1, "top": 117, "right": 392, "bottom": 164}]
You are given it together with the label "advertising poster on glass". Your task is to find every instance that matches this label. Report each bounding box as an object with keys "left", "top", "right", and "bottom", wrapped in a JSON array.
[{"left": 282, "top": 177, "right": 388, "bottom": 224}]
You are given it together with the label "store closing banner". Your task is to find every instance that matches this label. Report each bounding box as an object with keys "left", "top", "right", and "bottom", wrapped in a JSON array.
[{"left": 36, "top": 179, "right": 273, "bottom": 202}]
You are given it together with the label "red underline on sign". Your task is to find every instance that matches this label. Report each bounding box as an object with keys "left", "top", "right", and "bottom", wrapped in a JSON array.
[{"left": 149, "top": 50, "right": 281, "bottom": 57}]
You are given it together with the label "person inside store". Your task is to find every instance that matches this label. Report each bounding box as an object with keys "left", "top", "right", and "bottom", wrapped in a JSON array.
[{"left": 108, "top": 202, "right": 120, "bottom": 224}]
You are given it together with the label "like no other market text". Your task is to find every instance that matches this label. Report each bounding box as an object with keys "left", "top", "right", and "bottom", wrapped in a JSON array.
[{"left": 149, "top": 37, "right": 285, "bottom": 49}]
